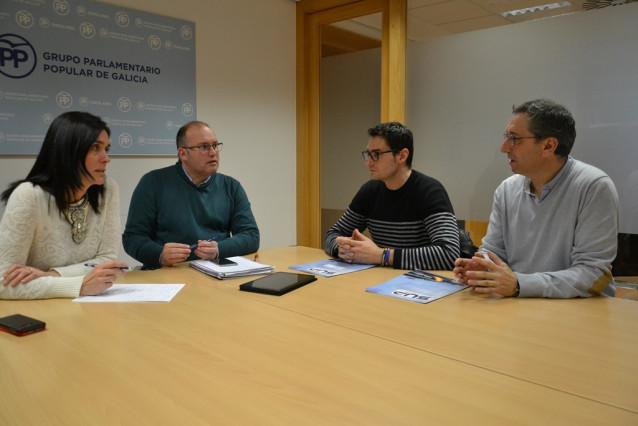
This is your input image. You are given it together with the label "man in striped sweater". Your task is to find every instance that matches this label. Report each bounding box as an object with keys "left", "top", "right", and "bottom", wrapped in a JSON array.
[{"left": 324, "top": 122, "right": 460, "bottom": 270}]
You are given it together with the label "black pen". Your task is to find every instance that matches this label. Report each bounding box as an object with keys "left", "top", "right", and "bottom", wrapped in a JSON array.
[
  {"left": 190, "top": 237, "right": 216, "bottom": 250},
  {"left": 84, "top": 263, "right": 130, "bottom": 271}
]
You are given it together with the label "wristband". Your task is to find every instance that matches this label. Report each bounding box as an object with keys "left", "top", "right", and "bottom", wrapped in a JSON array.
[{"left": 381, "top": 248, "right": 390, "bottom": 267}]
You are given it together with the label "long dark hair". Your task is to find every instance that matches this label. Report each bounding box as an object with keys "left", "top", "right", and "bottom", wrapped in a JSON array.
[{"left": 1, "top": 111, "right": 111, "bottom": 214}]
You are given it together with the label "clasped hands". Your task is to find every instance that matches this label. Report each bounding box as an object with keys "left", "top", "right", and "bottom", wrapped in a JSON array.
[
  {"left": 453, "top": 250, "right": 518, "bottom": 297},
  {"left": 161, "top": 239, "right": 219, "bottom": 267},
  {"left": 335, "top": 229, "right": 384, "bottom": 265}
]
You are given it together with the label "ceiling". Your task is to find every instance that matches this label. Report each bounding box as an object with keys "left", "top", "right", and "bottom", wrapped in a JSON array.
[{"left": 319, "top": 0, "right": 636, "bottom": 56}]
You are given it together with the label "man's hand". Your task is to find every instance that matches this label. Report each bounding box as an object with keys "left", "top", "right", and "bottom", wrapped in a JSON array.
[
  {"left": 454, "top": 251, "right": 518, "bottom": 297},
  {"left": 161, "top": 243, "right": 191, "bottom": 267},
  {"left": 193, "top": 239, "right": 219, "bottom": 261},
  {"left": 335, "top": 229, "right": 383, "bottom": 265}
]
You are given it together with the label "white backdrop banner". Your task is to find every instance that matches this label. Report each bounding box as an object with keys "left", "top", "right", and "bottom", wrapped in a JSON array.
[{"left": 0, "top": 0, "right": 196, "bottom": 155}]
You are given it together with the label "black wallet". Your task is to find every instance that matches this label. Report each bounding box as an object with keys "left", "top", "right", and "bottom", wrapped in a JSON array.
[{"left": 239, "top": 272, "right": 316, "bottom": 296}]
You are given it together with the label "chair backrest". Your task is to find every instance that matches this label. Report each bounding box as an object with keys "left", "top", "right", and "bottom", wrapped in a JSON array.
[{"left": 612, "top": 233, "right": 638, "bottom": 276}]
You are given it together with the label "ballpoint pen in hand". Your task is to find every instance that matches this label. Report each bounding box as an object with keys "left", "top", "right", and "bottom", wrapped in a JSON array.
[
  {"left": 190, "top": 237, "right": 216, "bottom": 250},
  {"left": 84, "top": 263, "right": 130, "bottom": 271}
]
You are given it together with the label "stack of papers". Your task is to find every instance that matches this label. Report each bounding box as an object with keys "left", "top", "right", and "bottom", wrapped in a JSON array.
[{"left": 191, "top": 256, "right": 274, "bottom": 279}]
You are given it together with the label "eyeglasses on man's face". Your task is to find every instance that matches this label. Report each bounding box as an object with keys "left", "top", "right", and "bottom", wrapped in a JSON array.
[
  {"left": 181, "top": 142, "right": 223, "bottom": 154},
  {"left": 503, "top": 132, "right": 537, "bottom": 146},
  {"left": 361, "top": 149, "right": 398, "bottom": 161}
]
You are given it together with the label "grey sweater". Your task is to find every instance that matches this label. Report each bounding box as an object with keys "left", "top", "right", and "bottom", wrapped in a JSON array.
[{"left": 482, "top": 159, "right": 618, "bottom": 298}]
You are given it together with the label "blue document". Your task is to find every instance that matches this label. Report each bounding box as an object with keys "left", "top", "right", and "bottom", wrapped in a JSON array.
[
  {"left": 366, "top": 271, "right": 468, "bottom": 304},
  {"left": 289, "top": 259, "right": 376, "bottom": 277}
]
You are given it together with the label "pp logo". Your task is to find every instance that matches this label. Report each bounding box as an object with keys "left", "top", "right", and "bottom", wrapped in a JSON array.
[
  {"left": 182, "top": 103, "right": 194, "bottom": 117},
  {"left": 180, "top": 26, "right": 193, "bottom": 40},
  {"left": 76, "top": 5, "right": 87, "bottom": 17},
  {"left": 56, "top": 91, "right": 73, "bottom": 109},
  {"left": 79, "top": 97, "right": 89, "bottom": 107},
  {"left": 148, "top": 35, "right": 161, "bottom": 50},
  {"left": 119, "top": 133, "right": 133, "bottom": 149},
  {"left": 15, "top": 10, "right": 35, "bottom": 29},
  {"left": 115, "top": 12, "right": 129, "bottom": 28},
  {"left": 43, "top": 113, "right": 54, "bottom": 124},
  {"left": 0, "top": 132, "right": 5, "bottom": 144},
  {"left": 136, "top": 101, "right": 145, "bottom": 111},
  {"left": 53, "top": 0, "right": 70, "bottom": 16},
  {"left": 117, "top": 97, "right": 131, "bottom": 112},
  {"left": 80, "top": 22, "right": 96, "bottom": 39},
  {"left": 0, "top": 34, "right": 37, "bottom": 79},
  {"left": 137, "top": 136, "right": 146, "bottom": 146}
]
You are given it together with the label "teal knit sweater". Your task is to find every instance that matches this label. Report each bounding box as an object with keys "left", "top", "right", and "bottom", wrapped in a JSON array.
[{"left": 123, "top": 162, "right": 259, "bottom": 268}]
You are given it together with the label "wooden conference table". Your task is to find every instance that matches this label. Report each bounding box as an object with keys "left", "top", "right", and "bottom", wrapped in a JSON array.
[{"left": 1, "top": 246, "right": 637, "bottom": 425}]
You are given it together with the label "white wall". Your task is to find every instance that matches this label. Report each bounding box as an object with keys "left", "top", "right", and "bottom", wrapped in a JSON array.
[
  {"left": 0, "top": 0, "right": 297, "bottom": 266},
  {"left": 322, "top": 3, "right": 638, "bottom": 234},
  {"left": 407, "top": 4, "right": 638, "bottom": 232},
  {"left": 321, "top": 48, "right": 381, "bottom": 209}
]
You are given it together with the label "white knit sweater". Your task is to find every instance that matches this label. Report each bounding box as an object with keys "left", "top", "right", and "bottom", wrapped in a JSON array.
[{"left": 0, "top": 177, "right": 120, "bottom": 299}]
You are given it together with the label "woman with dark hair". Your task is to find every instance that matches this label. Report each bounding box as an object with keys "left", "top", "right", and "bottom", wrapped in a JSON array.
[{"left": 0, "top": 111, "right": 128, "bottom": 299}]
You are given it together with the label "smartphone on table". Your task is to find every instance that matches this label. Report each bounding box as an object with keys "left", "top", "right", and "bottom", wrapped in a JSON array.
[
  {"left": 213, "top": 258, "right": 238, "bottom": 267},
  {"left": 0, "top": 314, "right": 46, "bottom": 336}
]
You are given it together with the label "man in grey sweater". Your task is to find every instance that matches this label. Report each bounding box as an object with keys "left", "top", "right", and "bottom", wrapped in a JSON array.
[{"left": 453, "top": 99, "right": 618, "bottom": 298}]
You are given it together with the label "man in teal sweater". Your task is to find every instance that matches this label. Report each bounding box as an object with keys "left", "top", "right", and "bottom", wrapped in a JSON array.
[
  {"left": 123, "top": 121, "right": 259, "bottom": 269},
  {"left": 453, "top": 99, "right": 618, "bottom": 298}
]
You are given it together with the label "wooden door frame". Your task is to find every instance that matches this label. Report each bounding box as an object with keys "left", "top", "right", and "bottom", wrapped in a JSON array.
[{"left": 296, "top": 0, "right": 406, "bottom": 248}]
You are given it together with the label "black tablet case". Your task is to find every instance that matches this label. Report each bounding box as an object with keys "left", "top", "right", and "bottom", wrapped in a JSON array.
[{"left": 239, "top": 272, "right": 316, "bottom": 296}]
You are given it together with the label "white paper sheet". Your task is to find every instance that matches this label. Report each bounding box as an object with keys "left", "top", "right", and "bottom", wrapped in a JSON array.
[{"left": 72, "top": 284, "right": 185, "bottom": 303}]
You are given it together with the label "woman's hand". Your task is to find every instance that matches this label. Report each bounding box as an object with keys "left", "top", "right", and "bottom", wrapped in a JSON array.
[
  {"left": 80, "top": 261, "right": 129, "bottom": 296},
  {"left": 2, "top": 264, "right": 60, "bottom": 287}
]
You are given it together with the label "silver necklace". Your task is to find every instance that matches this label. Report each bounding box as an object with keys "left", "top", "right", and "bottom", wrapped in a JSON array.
[{"left": 63, "top": 197, "right": 89, "bottom": 243}]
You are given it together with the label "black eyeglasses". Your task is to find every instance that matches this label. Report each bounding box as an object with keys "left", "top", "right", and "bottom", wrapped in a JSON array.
[
  {"left": 361, "top": 149, "right": 398, "bottom": 161},
  {"left": 503, "top": 133, "right": 537, "bottom": 146},
  {"left": 181, "top": 142, "right": 223, "bottom": 153}
]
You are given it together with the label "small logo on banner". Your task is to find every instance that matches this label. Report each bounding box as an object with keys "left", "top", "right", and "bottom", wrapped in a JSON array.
[
  {"left": 148, "top": 35, "right": 161, "bottom": 50},
  {"left": 182, "top": 103, "right": 194, "bottom": 117},
  {"left": 117, "top": 97, "right": 131, "bottom": 113},
  {"left": 53, "top": 0, "right": 71, "bottom": 16},
  {"left": 181, "top": 26, "right": 193, "bottom": 40},
  {"left": 15, "top": 10, "right": 35, "bottom": 29},
  {"left": 119, "top": 133, "right": 132, "bottom": 149},
  {"left": 115, "top": 12, "right": 129, "bottom": 28},
  {"left": 80, "top": 22, "right": 96, "bottom": 39},
  {"left": 56, "top": 91, "right": 73, "bottom": 108},
  {"left": 0, "top": 33, "right": 37, "bottom": 79}
]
